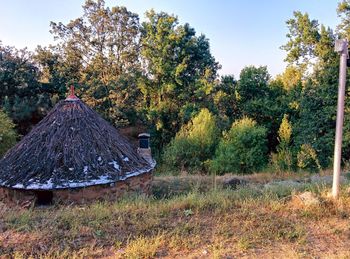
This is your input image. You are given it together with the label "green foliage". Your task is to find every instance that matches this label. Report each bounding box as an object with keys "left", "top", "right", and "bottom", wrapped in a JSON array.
[
  {"left": 278, "top": 114, "right": 292, "bottom": 144},
  {"left": 211, "top": 75, "right": 240, "bottom": 126},
  {"left": 297, "top": 144, "right": 321, "bottom": 173},
  {"left": 237, "top": 66, "right": 289, "bottom": 152},
  {"left": 275, "top": 66, "right": 303, "bottom": 91},
  {"left": 0, "top": 43, "right": 53, "bottom": 135},
  {"left": 210, "top": 118, "right": 268, "bottom": 174},
  {"left": 162, "top": 109, "right": 219, "bottom": 171},
  {"left": 49, "top": 0, "right": 142, "bottom": 126},
  {"left": 2, "top": 1, "right": 349, "bottom": 175},
  {"left": 293, "top": 66, "right": 338, "bottom": 168},
  {"left": 34, "top": 46, "right": 68, "bottom": 98},
  {"left": 295, "top": 90, "right": 330, "bottom": 167},
  {"left": 271, "top": 115, "right": 295, "bottom": 172},
  {"left": 281, "top": 10, "right": 341, "bottom": 169},
  {"left": 139, "top": 10, "right": 220, "bottom": 149},
  {"left": 0, "top": 110, "right": 17, "bottom": 157},
  {"left": 337, "top": 0, "right": 350, "bottom": 38},
  {"left": 281, "top": 11, "right": 320, "bottom": 71},
  {"left": 237, "top": 66, "right": 270, "bottom": 103}
]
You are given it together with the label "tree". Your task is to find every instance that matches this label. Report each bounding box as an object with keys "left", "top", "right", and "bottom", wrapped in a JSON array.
[
  {"left": 139, "top": 10, "right": 220, "bottom": 149},
  {"left": 50, "top": 0, "right": 142, "bottom": 126},
  {"left": 0, "top": 110, "right": 17, "bottom": 157},
  {"left": 211, "top": 75, "right": 240, "bottom": 128},
  {"left": 337, "top": 0, "right": 350, "bottom": 38},
  {"left": 280, "top": 11, "right": 347, "bottom": 168},
  {"left": 0, "top": 42, "right": 50, "bottom": 134},
  {"left": 34, "top": 45, "right": 70, "bottom": 100},
  {"left": 275, "top": 65, "right": 303, "bottom": 91},
  {"left": 281, "top": 11, "right": 320, "bottom": 74},
  {"left": 237, "top": 66, "right": 288, "bottom": 151},
  {"left": 237, "top": 66, "right": 270, "bottom": 103},
  {"left": 210, "top": 118, "right": 268, "bottom": 174}
]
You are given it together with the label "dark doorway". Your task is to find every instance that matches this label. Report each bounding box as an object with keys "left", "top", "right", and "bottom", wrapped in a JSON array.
[{"left": 35, "top": 191, "right": 53, "bottom": 206}]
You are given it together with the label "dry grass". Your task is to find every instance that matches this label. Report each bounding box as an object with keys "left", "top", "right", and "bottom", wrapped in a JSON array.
[{"left": 1, "top": 173, "right": 350, "bottom": 258}]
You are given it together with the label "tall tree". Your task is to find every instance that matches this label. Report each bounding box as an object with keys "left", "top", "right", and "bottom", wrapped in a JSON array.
[
  {"left": 34, "top": 45, "right": 69, "bottom": 100},
  {"left": 281, "top": 11, "right": 348, "bottom": 168},
  {"left": 211, "top": 75, "right": 240, "bottom": 128},
  {"left": 0, "top": 43, "right": 50, "bottom": 134},
  {"left": 281, "top": 11, "right": 320, "bottom": 76},
  {"left": 50, "top": 0, "right": 142, "bottom": 126},
  {"left": 237, "top": 66, "right": 287, "bottom": 150},
  {"left": 337, "top": 0, "right": 350, "bottom": 38},
  {"left": 139, "top": 10, "right": 220, "bottom": 149}
]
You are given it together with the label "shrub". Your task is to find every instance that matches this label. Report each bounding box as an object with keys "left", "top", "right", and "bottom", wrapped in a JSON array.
[
  {"left": 271, "top": 114, "right": 295, "bottom": 172},
  {"left": 297, "top": 144, "right": 321, "bottom": 173},
  {"left": 210, "top": 117, "right": 268, "bottom": 174},
  {"left": 162, "top": 108, "right": 219, "bottom": 171},
  {"left": 123, "top": 235, "right": 163, "bottom": 258},
  {"left": 0, "top": 109, "right": 17, "bottom": 157}
]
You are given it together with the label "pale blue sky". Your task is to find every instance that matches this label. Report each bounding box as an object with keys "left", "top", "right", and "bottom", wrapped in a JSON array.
[{"left": 0, "top": 1, "right": 340, "bottom": 78}]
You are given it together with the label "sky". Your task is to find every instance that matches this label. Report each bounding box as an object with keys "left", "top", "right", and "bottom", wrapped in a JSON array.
[{"left": 0, "top": 0, "right": 341, "bottom": 78}]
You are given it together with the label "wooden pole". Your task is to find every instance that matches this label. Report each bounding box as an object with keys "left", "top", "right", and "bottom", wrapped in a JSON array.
[{"left": 332, "top": 39, "right": 348, "bottom": 199}]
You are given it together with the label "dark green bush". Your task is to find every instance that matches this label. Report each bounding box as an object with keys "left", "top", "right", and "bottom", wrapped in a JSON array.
[
  {"left": 210, "top": 117, "right": 268, "bottom": 174},
  {"left": 0, "top": 109, "right": 17, "bottom": 157}
]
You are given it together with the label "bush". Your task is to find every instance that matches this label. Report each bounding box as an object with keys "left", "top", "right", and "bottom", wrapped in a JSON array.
[
  {"left": 210, "top": 117, "right": 268, "bottom": 174},
  {"left": 271, "top": 114, "right": 295, "bottom": 172},
  {"left": 162, "top": 108, "right": 219, "bottom": 171},
  {"left": 0, "top": 109, "right": 17, "bottom": 157},
  {"left": 270, "top": 148, "right": 294, "bottom": 173},
  {"left": 297, "top": 144, "right": 321, "bottom": 173}
]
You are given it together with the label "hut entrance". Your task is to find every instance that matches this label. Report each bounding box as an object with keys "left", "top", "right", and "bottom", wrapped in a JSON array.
[{"left": 35, "top": 191, "right": 53, "bottom": 206}]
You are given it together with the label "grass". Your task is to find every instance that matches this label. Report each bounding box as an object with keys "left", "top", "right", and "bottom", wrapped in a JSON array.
[{"left": 1, "top": 172, "right": 350, "bottom": 258}]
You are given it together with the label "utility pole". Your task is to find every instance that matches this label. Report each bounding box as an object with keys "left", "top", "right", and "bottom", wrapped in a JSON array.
[{"left": 332, "top": 39, "right": 348, "bottom": 199}]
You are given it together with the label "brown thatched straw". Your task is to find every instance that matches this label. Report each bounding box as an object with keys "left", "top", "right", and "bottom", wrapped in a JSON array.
[{"left": 0, "top": 96, "right": 154, "bottom": 190}]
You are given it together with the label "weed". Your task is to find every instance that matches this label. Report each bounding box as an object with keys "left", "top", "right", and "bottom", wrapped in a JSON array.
[
  {"left": 184, "top": 209, "right": 194, "bottom": 217},
  {"left": 123, "top": 235, "right": 163, "bottom": 259},
  {"left": 237, "top": 237, "right": 252, "bottom": 251},
  {"left": 6, "top": 210, "right": 33, "bottom": 231}
]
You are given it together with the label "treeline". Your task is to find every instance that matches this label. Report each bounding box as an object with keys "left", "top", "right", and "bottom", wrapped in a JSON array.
[{"left": 2, "top": 0, "right": 350, "bottom": 173}]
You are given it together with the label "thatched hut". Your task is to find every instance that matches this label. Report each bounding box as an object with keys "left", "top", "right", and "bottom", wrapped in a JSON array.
[{"left": 0, "top": 87, "right": 155, "bottom": 205}]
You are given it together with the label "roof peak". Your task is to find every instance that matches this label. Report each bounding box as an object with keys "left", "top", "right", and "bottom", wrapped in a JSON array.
[{"left": 66, "top": 85, "right": 79, "bottom": 101}]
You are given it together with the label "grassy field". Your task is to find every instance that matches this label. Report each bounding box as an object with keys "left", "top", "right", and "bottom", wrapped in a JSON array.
[{"left": 1, "top": 172, "right": 350, "bottom": 258}]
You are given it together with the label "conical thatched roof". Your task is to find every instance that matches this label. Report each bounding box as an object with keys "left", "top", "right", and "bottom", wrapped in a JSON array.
[{"left": 0, "top": 93, "right": 155, "bottom": 190}]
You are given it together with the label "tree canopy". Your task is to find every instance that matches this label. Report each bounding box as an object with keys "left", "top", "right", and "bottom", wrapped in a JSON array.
[{"left": 1, "top": 1, "right": 350, "bottom": 174}]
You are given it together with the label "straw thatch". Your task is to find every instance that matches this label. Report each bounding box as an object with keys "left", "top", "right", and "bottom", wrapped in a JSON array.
[{"left": 0, "top": 97, "right": 155, "bottom": 190}]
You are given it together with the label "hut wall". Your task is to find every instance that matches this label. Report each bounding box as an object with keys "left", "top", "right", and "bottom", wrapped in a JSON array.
[
  {"left": 0, "top": 172, "right": 152, "bottom": 206},
  {"left": 0, "top": 187, "right": 36, "bottom": 205}
]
